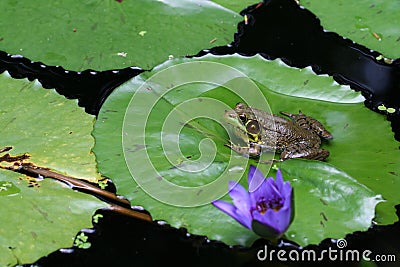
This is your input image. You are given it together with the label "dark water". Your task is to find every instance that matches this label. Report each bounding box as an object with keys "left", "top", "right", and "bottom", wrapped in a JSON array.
[
  {"left": 1, "top": 0, "right": 400, "bottom": 266},
  {"left": 26, "top": 206, "right": 400, "bottom": 267},
  {"left": 0, "top": 51, "right": 143, "bottom": 115}
]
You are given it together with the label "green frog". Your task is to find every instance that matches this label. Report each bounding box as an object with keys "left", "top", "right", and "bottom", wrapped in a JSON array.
[{"left": 224, "top": 103, "right": 333, "bottom": 161}]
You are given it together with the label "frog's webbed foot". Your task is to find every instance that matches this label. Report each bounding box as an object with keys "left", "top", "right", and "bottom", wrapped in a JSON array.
[
  {"left": 225, "top": 141, "right": 262, "bottom": 158},
  {"left": 280, "top": 146, "right": 330, "bottom": 161}
]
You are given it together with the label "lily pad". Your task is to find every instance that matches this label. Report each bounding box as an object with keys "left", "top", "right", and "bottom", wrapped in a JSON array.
[
  {"left": 0, "top": 0, "right": 240, "bottom": 71},
  {"left": 0, "top": 73, "right": 100, "bottom": 182},
  {"left": 278, "top": 159, "right": 382, "bottom": 245},
  {"left": 0, "top": 73, "right": 106, "bottom": 265},
  {"left": 0, "top": 170, "right": 104, "bottom": 266},
  {"left": 93, "top": 55, "right": 397, "bottom": 246},
  {"left": 301, "top": 0, "right": 400, "bottom": 59}
]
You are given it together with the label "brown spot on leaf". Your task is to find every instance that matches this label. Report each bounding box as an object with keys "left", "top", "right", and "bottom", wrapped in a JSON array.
[
  {"left": 320, "top": 212, "right": 328, "bottom": 221},
  {"left": 31, "top": 231, "right": 38, "bottom": 240},
  {"left": 0, "top": 152, "right": 30, "bottom": 163},
  {"left": 32, "top": 203, "right": 51, "bottom": 222}
]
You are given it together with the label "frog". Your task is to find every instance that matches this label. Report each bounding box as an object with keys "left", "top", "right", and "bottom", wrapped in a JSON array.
[{"left": 224, "top": 103, "right": 333, "bottom": 161}]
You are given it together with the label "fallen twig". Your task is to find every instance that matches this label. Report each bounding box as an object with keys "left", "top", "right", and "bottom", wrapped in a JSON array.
[{"left": 0, "top": 147, "right": 152, "bottom": 222}]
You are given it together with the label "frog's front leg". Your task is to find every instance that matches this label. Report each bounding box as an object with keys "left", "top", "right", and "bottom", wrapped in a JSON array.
[
  {"left": 280, "top": 145, "right": 330, "bottom": 161},
  {"left": 225, "top": 141, "right": 262, "bottom": 158}
]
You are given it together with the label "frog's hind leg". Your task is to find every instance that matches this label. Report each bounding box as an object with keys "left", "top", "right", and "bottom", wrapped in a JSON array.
[
  {"left": 280, "top": 145, "right": 330, "bottom": 161},
  {"left": 280, "top": 111, "right": 333, "bottom": 140}
]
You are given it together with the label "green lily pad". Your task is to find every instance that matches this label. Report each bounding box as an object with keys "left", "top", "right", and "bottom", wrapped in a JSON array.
[
  {"left": 0, "top": 73, "right": 100, "bottom": 182},
  {"left": 93, "top": 55, "right": 397, "bottom": 246},
  {"left": 278, "top": 159, "right": 382, "bottom": 245},
  {"left": 0, "top": 73, "right": 106, "bottom": 265},
  {"left": 0, "top": 170, "right": 104, "bottom": 266},
  {"left": 0, "top": 0, "right": 240, "bottom": 71},
  {"left": 301, "top": 0, "right": 400, "bottom": 59}
]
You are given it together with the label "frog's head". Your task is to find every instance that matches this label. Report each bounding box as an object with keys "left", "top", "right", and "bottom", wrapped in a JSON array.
[{"left": 224, "top": 103, "right": 262, "bottom": 143}]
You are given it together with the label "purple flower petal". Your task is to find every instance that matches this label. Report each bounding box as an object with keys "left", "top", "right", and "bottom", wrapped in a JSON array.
[
  {"left": 275, "top": 169, "right": 284, "bottom": 191},
  {"left": 249, "top": 179, "right": 271, "bottom": 207},
  {"left": 228, "top": 181, "right": 252, "bottom": 219},
  {"left": 212, "top": 200, "right": 252, "bottom": 229},
  {"left": 253, "top": 206, "right": 292, "bottom": 236},
  {"left": 268, "top": 177, "right": 282, "bottom": 197},
  {"left": 274, "top": 207, "right": 292, "bottom": 234},
  {"left": 248, "top": 165, "right": 266, "bottom": 193},
  {"left": 282, "top": 181, "right": 292, "bottom": 198},
  {"left": 211, "top": 166, "right": 294, "bottom": 239}
]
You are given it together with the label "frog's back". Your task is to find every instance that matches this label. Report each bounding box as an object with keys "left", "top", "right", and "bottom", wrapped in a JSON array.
[
  {"left": 250, "top": 108, "right": 288, "bottom": 127},
  {"left": 251, "top": 108, "right": 321, "bottom": 151}
]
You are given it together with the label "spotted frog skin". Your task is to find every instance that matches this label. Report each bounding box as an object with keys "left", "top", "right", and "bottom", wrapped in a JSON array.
[{"left": 224, "top": 103, "right": 333, "bottom": 161}]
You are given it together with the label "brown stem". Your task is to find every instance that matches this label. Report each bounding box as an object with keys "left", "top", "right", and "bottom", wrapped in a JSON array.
[
  {"left": 103, "top": 204, "right": 152, "bottom": 222},
  {"left": 25, "top": 163, "right": 129, "bottom": 205},
  {"left": 2, "top": 160, "right": 152, "bottom": 222}
]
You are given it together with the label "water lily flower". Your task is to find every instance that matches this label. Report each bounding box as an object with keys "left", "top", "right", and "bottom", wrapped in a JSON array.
[{"left": 212, "top": 165, "right": 294, "bottom": 239}]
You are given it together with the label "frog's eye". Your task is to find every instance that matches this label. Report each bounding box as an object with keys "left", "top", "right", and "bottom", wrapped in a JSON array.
[
  {"left": 238, "top": 113, "right": 247, "bottom": 123},
  {"left": 246, "top": 120, "right": 260, "bottom": 134}
]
